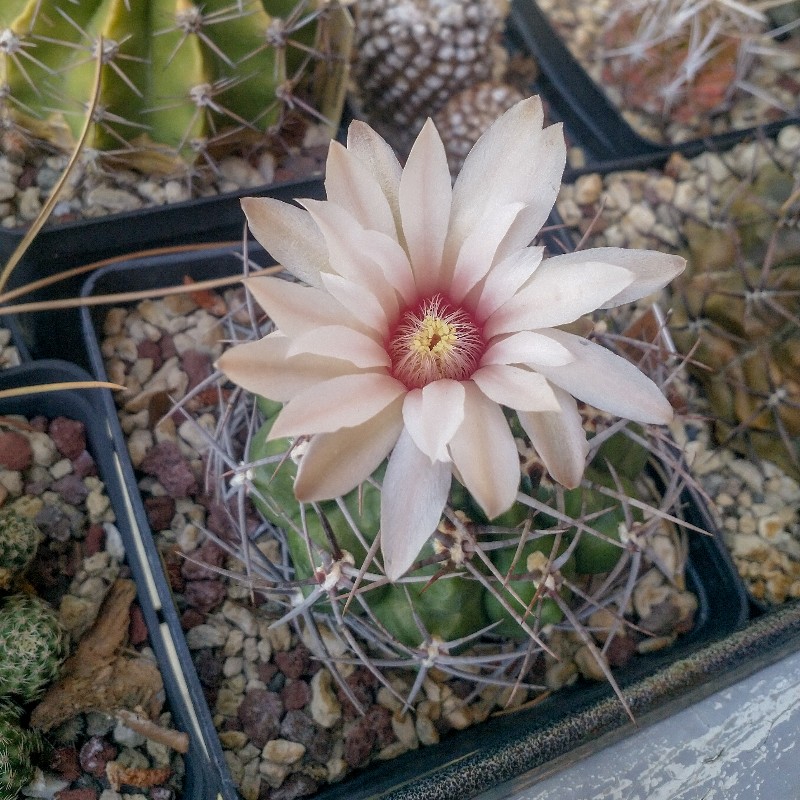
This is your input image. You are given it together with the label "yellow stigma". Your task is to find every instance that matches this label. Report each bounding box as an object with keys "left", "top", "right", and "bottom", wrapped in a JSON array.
[{"left": 389, "top": 295, "right": 484, "bottom": 389}]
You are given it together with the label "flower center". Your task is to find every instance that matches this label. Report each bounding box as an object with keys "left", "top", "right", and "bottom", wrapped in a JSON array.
[{"left": 388, "top": 295, "right": 485, "bottom": 389}]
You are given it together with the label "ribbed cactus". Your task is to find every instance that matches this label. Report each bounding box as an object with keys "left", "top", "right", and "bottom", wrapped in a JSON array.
[
  {"left": 0, "top": 510, "right": 40, "bottom": 591},
  {"left": 245, "top": 397, "right": 664, "bottom": 653},
  {"left": 0, "top": 699, "right": 41, "bottom": 800},
  {"left": 0, "top": 594, "right": 68, "bottom": 703},
  {"left": 0, "top": 0, "right": 352, "bottom": 172},
  {"left": 669, "top": 162, "right": 800, "bottom": 479}
]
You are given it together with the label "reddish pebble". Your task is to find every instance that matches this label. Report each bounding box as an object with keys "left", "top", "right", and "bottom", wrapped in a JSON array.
[
  {"left": 83, "top": 524, "right": 106, "bottom": 556},
  {"left": 139, "top": 440, "right": 197, "bottom": 497},
  {"left": 55, "top": 789, "right": 98, "bottom": 800},
  {"left": 78, "top": 735, "right": 116, "bottom": 778},
  {"left": 49, "top": 417, "right": 86, "bottom": 459},
  {"left": 184, "top": 579, "right": 226, "bottom": 613},
  {"left": 0, "top": 430, "right": 32, "bottom": 470},
  {"left": 144, "top": 495, "right": 176, "bottom": 531},
  {"left": 128, "top": 603, "right": 148, "bottom": 646},
  {"left": 281, "top": 679, "right": 310, "bottom": 711},
  {"left": 49, "top": 746, "right": 81, "bottom": 781},
  {"left": 275, "top": 646, "right": 311, "bottom": 680}
]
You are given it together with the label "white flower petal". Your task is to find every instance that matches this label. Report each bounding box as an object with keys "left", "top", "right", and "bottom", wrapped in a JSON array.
[
  {"left": 444, "top": 97, "right": 565, "bottom": 272},
  {"left": 270, "top": 373, "right": 406, "bottom": 439},
  {"left": 346, "top": 120, "right": 404, "bottom": 239},
  {"left": 484, "top": 262, "right": 635, "bottom": 338},
  {"left": 402, "top": 380, "right": 465, "bottom": 463},
  {"left": 544, "top": 248, "right": 687, "bottom": 308},
  {"left": 482, "top": 331, "right": 574, "bottom": 368},
  {"left": 320, "top": 273, "right": 391, "bottom": 337},
  {"left": 288, "top": 325, "right": 390, "bottom": 369},
  {"left": 450, "top": 202, "right": 525, "bottom": 303},
  {"left": 517, "top": 386, "right": 589, "bottom": 489},
  {"left": 216, "top": 333, "right": 353, "bottom": 402},
  {"left": 294, "top": 396, "right": 404, "bottom": 502},
  {"left": 449, "top": 382, "right": 519, "bottom": 519},
  {"left": 536, "top": 329, "right": 674, "bottom": 424},
  {"left": 301, "top": 199, "right": 402, "bottom": 315},
  {"left": 399, "top": 119, "right": 453, "bottom": 294},
  {"left": 471, "top": 364, "right": 560, "bottom": 412},
  {"left": 490, "top": 124, "right": 570, "bottom": 262},
  {"left": 475, "top": 247, "right": 544, "bottom": 321},
  {"left": 381, "top": 428, "right": 451, "bottom": 581},
  {"left": 325, "top": 140, "right": 397, "bottom": 239},
  {"left": 244, "top": 276, "right": 357, "bottom": 337},
  {"left": 241, "top": 197, "right": 327, "bottom": 288}
]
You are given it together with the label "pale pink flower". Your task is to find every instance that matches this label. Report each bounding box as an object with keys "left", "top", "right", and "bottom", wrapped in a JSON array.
[{"left": 217, "top": 97, "right": 685, "bottom": 581}]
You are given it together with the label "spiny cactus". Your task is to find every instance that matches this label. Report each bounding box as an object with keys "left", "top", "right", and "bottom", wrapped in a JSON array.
[
  {"left": 669, "top": 161, "right": 800, "bottom": 479},
  {"left": 0, "top": 509, "right": 40, "bottom": 591},
  {"left": 601, "top": 0, "right": 800, "bottom": 127},
  {"left": 351, "top": 0, "right": 520, "bottom": 162},
  {"left": 0, "top": 0, "right": 352, "bottom": 173},
  {"left": 0, "top": 594, "right": 68, "bottom": 703},
  {"left": 0, "top": 699, "right": 41, "bottom": 800}
]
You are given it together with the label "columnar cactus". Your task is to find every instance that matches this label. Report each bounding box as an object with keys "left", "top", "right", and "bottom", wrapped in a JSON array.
[
  {"left": 0, "top": 509, "right": 40, "bottom": 591},
  {"left": 0, "top": 594, "right": 68, "bottom": 703},
  {"left": 0, "top": 0, "right": 353, "bottom": 172}
]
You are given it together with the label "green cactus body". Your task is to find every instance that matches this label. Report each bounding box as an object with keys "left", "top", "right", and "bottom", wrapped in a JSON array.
[
  {"left": 0, "top": 594, "right": 68, "bottom": 703},
  {"left": 670, "top": 163, "right": 800, "bottom": 478},
  {"left": 248, "top": 399, "right": 652, "bottom": 648},
  {"left": 0, "top": 699, "right": 41, "bottom": 800},
  {"left": 0, "top": 509, "right": 40, "bottom": 591},
  {"left": 0, "top": 0, "right": 352, "bottom": 171}
]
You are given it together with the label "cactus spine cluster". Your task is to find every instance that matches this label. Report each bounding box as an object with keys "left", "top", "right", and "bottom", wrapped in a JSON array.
[
  {"left": 0, "top": 0, "right": 353, "bottom": 172},
  {"left": 0, "top": 594, "right": 68, "bottom": 703},
  {"left": 669, "top": 162, "right": 800, "bottom": 479},
  {"left": 0, "top": 509, "right": 40, "bottom": 591},
  {"left": 0, "top": 699, "right": 41, "bottom": 800}
]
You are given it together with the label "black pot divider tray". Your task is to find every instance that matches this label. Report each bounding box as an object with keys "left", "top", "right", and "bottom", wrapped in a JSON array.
[
  {"left": 0, "top": 359, "right": 236, "bottom": 800},
  {"left": 78, "top": 245, "right": 753, "bottom": 799},
  {"left": 0, "top": 174, "right": 326, "bottom": 367},
  {"left": 507, "top": 0, "right": 800, "bottom": 169}
]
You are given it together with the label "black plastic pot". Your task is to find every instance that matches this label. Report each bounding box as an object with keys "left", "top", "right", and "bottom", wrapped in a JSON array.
[
  {"left": 0, "top": 174, "right": 326, "bottom": 367},
  {"left": 78, "top": 245, "right": 755, "bottom": 800},
  {"left": 508, "top": 0, "right": 800, "bottom": 167},
  {"left": 0, "top": 360, "right": 237, "bottom": 799}
]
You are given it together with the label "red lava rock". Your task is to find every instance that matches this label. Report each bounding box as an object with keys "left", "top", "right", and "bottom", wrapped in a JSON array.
[
  {"left": 139, "top": 440, "right": 198, "bottom": 497},
  {"left": 49, "top": 746, "right": 81, "bottom": 781},
  {"left": 184, "top": 579, "right": 227, "bottom": 613},
  {"left": 257, "top": 662, "right": 279, "bottom": 685},
  {"left": 0, "top": 430, "right": 32, "bottom": 470},
  {"left": 344, "top": 718, "right": 375, "bottom": 768},
  {"left": 159, "top": 334, "right": 177, "bottom": 361},
  {"left": 35, "top": 505, "right": 72, "bottom": 542},
  {"left": 128, "top": 603, "right": 148, "bottom": 646},
  {"left": 137, "top": 339, "right": 163, "bottom": 371},
  {"left": 162, "top": 549, "right": 186, "bottom": 593},
  {"left": 83, "top": 524, "right": 105, "bottom": 557},
  {"left": 180, "top": 608, "right": 206, "bottom": 630},
  {"left": 365, "top": 704, "right": 394, "bottom": 749},
  {"left": 281, "top": 679, "right": 310, "bottom": 711},
  {"left": 78, "top": 735, "right": 117, "bottom": 778},
  {"left": 49, "top": 417, "right": 87, "bottom": 460},
  {"left": 181, "top": 541, "right": 225, "bottom": 581},
  {"left": 182, "top": 348, "right": 212, "bottom": 392},
  {"left": 268, "top": 772, "right": 319, "bottom": 800},
  {"left": 71, "top": 449, "right": 97, "bottom": 479},
  {"left": 55, "top": 789, "right": 98, "bottom": 800},
  {"left": 52, "top": 473, "right": 90, "bottom": 505},
  {"left": 237, "top": 689, "right": 283, "bottom": 748},
  {"left": 144, "top": 495, "right": 176, "bottom": 531},
  {"left": 203, "top": 500, "right": 237, "bottom": 541},
  {"left": 337, "top": 667, "right": 377, "bottom": 718},
  {"left": 605, "top": 633, "right": 638, "bottom": 668},
  {"left": 274, "top": 645, "right": 311, "bottom": 680}
]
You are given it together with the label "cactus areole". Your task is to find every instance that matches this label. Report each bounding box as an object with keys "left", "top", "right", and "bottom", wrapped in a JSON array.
[{"left": 218, "top": 96, "right": 686, "bottom": 585}]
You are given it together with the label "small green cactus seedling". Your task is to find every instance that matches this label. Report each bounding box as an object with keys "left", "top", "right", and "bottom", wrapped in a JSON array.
[
  {"left": 0, "top": 0, "right": 353, "bottom": 172},
  {"left": 0, "top": 698, "right": 42, "bottom": 800},
  {"left": 670, "top": 161, "right": 800, "bottom": 478},
  {"left": 0, "top": 594, "right": 68, "bottom": 703},
  {"left": 0, "top": 509, "right": 41, "bottom": 591}
]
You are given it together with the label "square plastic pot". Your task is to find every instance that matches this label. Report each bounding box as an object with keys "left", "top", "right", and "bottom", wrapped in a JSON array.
[
  {"left": 0, "top": 359, "right": 241, "bottom": 800},
  {"left": 76, "top": 244, "right": 754, "bottom": 800}
]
